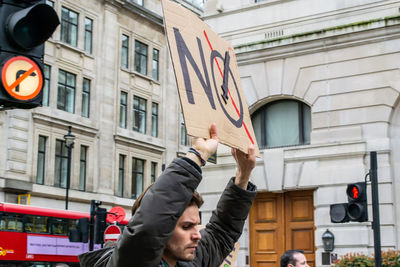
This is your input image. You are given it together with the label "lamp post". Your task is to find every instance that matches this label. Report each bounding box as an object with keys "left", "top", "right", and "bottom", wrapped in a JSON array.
[
  {"left": 322, "top": 229, "right": 335, "bottom": 252},
  {"left": 64, "top": 126, "right": 75, "bottom": 210}
]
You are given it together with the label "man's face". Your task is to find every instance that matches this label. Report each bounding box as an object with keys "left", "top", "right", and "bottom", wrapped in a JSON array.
[
  {"left": 163, "top": 205, "right": 202, "bottom": 262},
  {"left": 289, "top": 253, "right": 310, "bottom": 267}
]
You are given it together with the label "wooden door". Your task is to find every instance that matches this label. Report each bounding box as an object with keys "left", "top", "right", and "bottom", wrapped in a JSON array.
[
  {"left": 285, "top": 191, "right": 315, "bottom": 267},
  {"left": 250, "top": 190, "right": 315, "bottom": 267}
]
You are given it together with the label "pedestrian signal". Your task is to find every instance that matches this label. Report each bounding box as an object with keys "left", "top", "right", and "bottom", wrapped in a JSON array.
[{"left": 330, "top": 182, "right": 368, "bottom": 223}]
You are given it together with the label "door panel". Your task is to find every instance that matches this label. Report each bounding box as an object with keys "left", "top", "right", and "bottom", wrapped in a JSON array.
[
  {"left": 285, "top": 191, "right": 315, "bottom": 267},
  {"left": 250, "top": 190, "right": 315, "bottom": 267},
  {"left": 250, "top": 194, "right": 284, "bottom": 267}
]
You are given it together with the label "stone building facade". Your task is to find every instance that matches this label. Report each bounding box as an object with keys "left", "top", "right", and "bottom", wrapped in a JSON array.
[
  {"left": 201, "top": 0, "right": 400, "bottom": 266},
  {"left": 0, "top": 0, "right": 202, "bottom": 213}
]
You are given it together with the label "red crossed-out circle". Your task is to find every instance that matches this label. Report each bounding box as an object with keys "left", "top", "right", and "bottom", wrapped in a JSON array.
[{"left": 1, "top": 56, "right": 43, "bottom": 101}]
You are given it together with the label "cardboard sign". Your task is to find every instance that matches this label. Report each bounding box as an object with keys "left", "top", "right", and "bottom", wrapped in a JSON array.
[
  {"left": 197, "top": 225, "right": 240, "bottom": 266},
  {"left": 162, "top": 0, "right": 259, "bottom": 156},
  {"left": 220, "top": 242, "right": 240, "bottom": 267}
]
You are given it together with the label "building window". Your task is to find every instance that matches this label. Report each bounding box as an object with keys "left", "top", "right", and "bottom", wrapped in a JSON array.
[
  {"left": 152, "top": 48, "right": 159, "bottom": 80},
  {"left": 120, "top": 92, "right": 127, "bottom": 128},
  {"left": 135, "top": 40, "right": 148, "bottom": 75},
  {"left": 151, "top": 162, "right": 157, "bottom": 183},
  {"left": 151, "top": 102, "right": 158, "bottom": 137},
  {"left": 180, "top": 113, "right": 189, "bottom": 146},
  {"left": 137, "top": 0, "right": 144, "bottom": 6},
  {"left": 84, "top": 17, "right": 93, "bottom": 54},
  {"left": 54, "top": 140, "right": 68, "bottom": 188},
  {"left": 81, "top": 78, "right": 90, "bottom": 118},
  {"left": 133, "top": 96, "right": 146, "bottom": 134},
  {"left": 57, "top": 69, "right": 76, "bottom": 113},
  {"left": 121, "top": 34, "right": 129, "bottom": 69},
  {"left": 36, "top": 136, "right": 47, "bottom": 185},
  {"left": 131, "top": 158, "right": 144, "bottom": 199},
  {"left": 251, "top": 100, "right": 311, "bottom": 149},
  {"left": 42, "top": 64, "right": 51, "bottom": 107},
  {"left": 118, "top": 155, "right": 125, "bottom": 197},
  {"left": 60, "top": 7, "right": 78, "bottom": 47},
  {"left": 79, "top": 145, "right": 87, "bottom": 191}
]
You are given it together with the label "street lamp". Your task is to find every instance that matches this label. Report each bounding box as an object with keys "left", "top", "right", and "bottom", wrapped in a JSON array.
[
  {"left": 322, "top": 229, "right": 335, "bottom": 252},
  {"left": 64, "top": 126, "right": 75, "bottom": 210}
]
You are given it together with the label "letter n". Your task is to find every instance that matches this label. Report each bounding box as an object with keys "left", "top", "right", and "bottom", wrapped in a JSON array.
[{"left": 173, "top": 27, "right": 216, "bottom": 109}]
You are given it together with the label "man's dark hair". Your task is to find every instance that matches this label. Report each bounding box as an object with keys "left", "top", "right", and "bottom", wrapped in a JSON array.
[
  {"left": 280, "top": 250, "right": 304, "bottom": 267},
  {"left": 131, "top": 183, "right": 203, "bottom": 216}
]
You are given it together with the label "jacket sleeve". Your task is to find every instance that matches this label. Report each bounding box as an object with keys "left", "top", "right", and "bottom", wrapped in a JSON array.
[
  {"left": 105, "top": 158, "right": 202, "bottom": 267},
  {"left": 194, "top": 177, "right": 257, "bottom": 267}
]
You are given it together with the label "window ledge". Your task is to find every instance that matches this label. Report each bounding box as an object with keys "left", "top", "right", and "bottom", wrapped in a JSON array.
[
  {"left": 52, "top": 40, "right": 92, "bottom": 58},
  {"left": 114, "top": 130, "right": 165, "bottom": 153},
  {"left": 120, "top": 67, "right": 160, "bottom": 85},
  {"left": 32, "top": 110, "right": 98, "bottom": 137}
]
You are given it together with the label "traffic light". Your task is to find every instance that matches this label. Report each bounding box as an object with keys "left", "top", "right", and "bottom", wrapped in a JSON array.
[
  {"left": 330, "top": 203, "right": 349, "bottom": 223},
  {"left": 68, "top": 217, "right": 89, "bottom": 243},
  {"left": 330, "top": 182, "right": 368, "bottom": 223},
  {"left": 346, "top": 182, "right": 368, "bottom": 222},
  {"left": 0, "top": 0, "right": 59, "bottom": 109},
  {"left": 94, "top": 207, "right": 107, "bottom": 244}
]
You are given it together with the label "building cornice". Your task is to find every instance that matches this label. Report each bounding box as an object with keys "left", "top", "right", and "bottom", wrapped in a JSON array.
[
  {"left": 114, "top": 134, "right": 165, "bottom": 154},
  {"left": 104, "top": 0, "right": 164, "bottom": 27},
  {"left": 235, "top": 16, "right": 400, "bottom": 65},
  {"left": 32, "top": 112, "right": 99, "bottom": 137}
]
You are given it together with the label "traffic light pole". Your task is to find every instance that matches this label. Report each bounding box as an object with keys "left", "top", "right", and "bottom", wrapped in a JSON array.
[
  {"left": 89, "top": 200, "right": 96, "bottom": 251},
  {"left": 370, "top": 151, "right": 381, "bottom": 267}
]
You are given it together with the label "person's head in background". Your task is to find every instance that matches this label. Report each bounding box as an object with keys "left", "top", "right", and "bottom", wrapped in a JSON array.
[{"left": 280, "top": 250, "right": 310, "bottom": 267}]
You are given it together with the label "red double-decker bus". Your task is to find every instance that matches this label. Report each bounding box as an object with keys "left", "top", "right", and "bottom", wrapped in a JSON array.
[{"left": 0, "top": 203, "right": 128, "bottom": 267}]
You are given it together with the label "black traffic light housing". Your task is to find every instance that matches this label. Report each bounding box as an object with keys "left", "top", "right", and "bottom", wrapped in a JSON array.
[
  {"left": 346, "top": 182, "right": 368, "bottom": 222},
  {"left": 330, "top": 203, "right": 349, "bottom": 223},
  {"left": 94, "top": 207, "right": 107, "bottom": 244},
  {"left": 0, "top": 0, "right": 59, "bottom": 109},
  {"left": 68, "top": 217, "right": 89, "bottom": 243},
  {"left": 330, "top": 182, "right": 368, "bottom": 223}
]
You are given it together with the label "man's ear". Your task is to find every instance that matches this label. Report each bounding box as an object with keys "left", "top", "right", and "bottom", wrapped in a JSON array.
[{"left": 288, "top": 264, "right": 295, "bottom": 267}]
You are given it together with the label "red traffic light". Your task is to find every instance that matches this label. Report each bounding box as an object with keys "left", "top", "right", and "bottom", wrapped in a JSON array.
[
  {"left": 346, "top": 182, "right": 368, "bottom": 222},
  {"left": 350, "top": 185, "right": 359, "bottom": 199},
  {"left": 346, "top": 183, "right": 365, "bottom": 201}
]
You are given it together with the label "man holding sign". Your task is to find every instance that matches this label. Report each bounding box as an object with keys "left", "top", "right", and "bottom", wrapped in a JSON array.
[{"left": 79, "top": 123, "right": 257, "bottom": 266}]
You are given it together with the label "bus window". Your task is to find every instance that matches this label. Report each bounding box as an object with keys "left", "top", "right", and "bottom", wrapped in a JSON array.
[
  {"left": 50, "top": 218, "right": 68, "bottom": 235},
  {"left": 0, "top": 213, "right": 5, "bottom": 230},
  {"left": 1, "top": 213, "right": 24, "bottom": 232},
  {"left": 25, "top": 215, "right": 48, "bottom": 234}
]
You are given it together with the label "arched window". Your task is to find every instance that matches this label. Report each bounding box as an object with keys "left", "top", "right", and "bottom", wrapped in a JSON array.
[{"left": 251, "top": 100, "right": 311, "bottom": 149}]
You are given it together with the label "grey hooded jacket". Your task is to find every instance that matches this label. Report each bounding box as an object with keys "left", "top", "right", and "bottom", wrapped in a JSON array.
[{"left": 79, "top": 157, "right": 256, "bottom": 267}]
